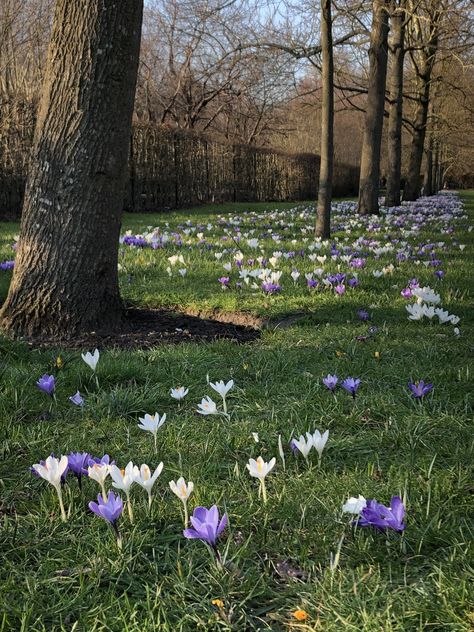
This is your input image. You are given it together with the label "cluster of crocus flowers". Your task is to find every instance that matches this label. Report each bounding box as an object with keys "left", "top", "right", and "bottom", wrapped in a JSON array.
[
  {"left": 247, "top": 456, "right": 276, "bottom": 503},
  {"left": 322, "top": 374, "right": 361, "bottom": 398},
  {"left": 197, "top": 379, "right": 234, "bottom": 418},
  {"left": 342, "top": 494, "right": 406, "bottom": 532},
  {"left": 291, "top": 429, "right": 329, "bottom": 465}
]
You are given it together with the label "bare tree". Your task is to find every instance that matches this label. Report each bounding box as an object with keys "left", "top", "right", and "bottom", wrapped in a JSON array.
[
  {"left": 357, "top": 0, "right": 390, "bottom": 215},
  {"left": 0, "top": 0, "right": 143, "bottom": 337}
]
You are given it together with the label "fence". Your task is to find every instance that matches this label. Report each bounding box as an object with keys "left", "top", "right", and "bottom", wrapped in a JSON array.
[{"left": 0, "top": 119, "right": 360, "bottom": 218}]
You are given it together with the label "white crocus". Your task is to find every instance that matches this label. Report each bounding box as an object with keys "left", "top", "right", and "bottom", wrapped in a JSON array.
[
  {"left": 342, "top": 495, "right": 367, "bottom": 515},
  {"left": 33, "top": 455, "right": 68, "bottom": 522},
  {"left": 434, "top": 307, "right": 452, "bottom": 324},
  {"left": 170, "top": 386, "right": 189, "bottom": 401},
  {"left": 292, "top": 433, "right": 313, "bottom": 462},
  {"left": 81, "top": 349, "right": 100, "bottom": 372},
  {"left": 412, "top": 286, "right": 441, "bottom": 305},
  {"left": 209, "top": 379, "right": 234, "bottom": 414},
  {"left": 246, "top": 456, "right": 276, "bottom": 504},
  {"left": 406, "top": 303, "right": 424, "bottom": 321},
  {"left": 169, "top": 477, "right": 194, "bottom": 526},
  {"left": 312, "top": 429, "right": 329, "bottom": 462},
  {"left": 197, "top": 396, "right": 219, "bottom": 416},
  {"left": 109, "top": 462, "right": 139, "bottom": 522},
  {"left": 138, "top": 412, "right": 166, "bottom": 453},
  {"left": 88, "top": 463, "right": 110, "bottom": 499},
  {"left": 135, "top": 463, "right": 164, "bottom": 510}
]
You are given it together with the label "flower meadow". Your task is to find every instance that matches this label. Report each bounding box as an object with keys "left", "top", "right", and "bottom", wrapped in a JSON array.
[{"left": 0, "top": 191, "right": 473, "bottom": 631}]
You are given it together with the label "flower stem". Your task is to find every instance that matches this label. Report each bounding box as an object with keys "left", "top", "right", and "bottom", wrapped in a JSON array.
[
  {"left": 148, "top": 491, "right": 153, "bottom": 512},
  {"left": 183, "top": 500, "right": 189, "bottom": 527},
  {"left": 126, "top": 493, "right": 134, "bottom": 523},
  {"left": 56, "top": 486, "right": 67, "bottom": 522},
  {"left": 222, "top": 397, "right": 227, "bottom": 415},
  {"left": 260, "top": 479, "right": 268, "bottom": 504},
  {"left": 100, "top": 482, "right": 107, "bottom": 500},
  {"left": 154, "top": 433, "right": 157, "bottom": 454}
]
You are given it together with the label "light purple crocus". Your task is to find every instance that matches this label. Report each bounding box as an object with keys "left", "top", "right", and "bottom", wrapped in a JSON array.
[
  {"left": 69, "top": 391, "right": 84, "bottom": 406},
  {"left": 36, "top": 374, "right": 55, "bottom": 397},
  {"left": 322, "top": 374, "right": 338, "bottom": 392},
  {"left": 88, "top": 454, "right": 115, "bottom": 467},
  {"left": 89, "top": 492, "right": 123, "bottom": 525},
  {"left": 335, "top": 283, "right": 346, "bottom": 296},
  {"left": 341, "top": 377, "right": 361, "bottom": 398},
  {"left": 357, "top": 309, "right": 370, "bottom": 321},
  {"left": 262, "top": 282, "right": 281, "bottom": 294},
  {"left": 408, "top": 379, "right": 433, "bottom": 399},
  {"left": 357, "top": 496, "right": 406, "bottom": 532},
  {"left": 183, "top": 505, "right": 228, "bottom": 556}
]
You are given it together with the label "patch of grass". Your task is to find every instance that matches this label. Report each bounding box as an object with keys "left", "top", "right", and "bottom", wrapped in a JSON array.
[{"left": 0, "top": 193, "right": 473, "bottom": 631}]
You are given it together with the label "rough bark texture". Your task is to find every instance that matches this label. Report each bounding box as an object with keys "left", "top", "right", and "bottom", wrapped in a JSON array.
[
  {"left": 385, "top": 1, "right": 406, "bottom": 207},
  {"left": 0, "top": 0, "right": 144, "bottom": 337},
  {"left": 358, "top": 0, "right": 390, "bottom": 215},
  {"left": 316, "top": 0, "right": 334, "bottom": 238},
  {"left": 423, "top": 133, "right": 433, "bottom": 196}
]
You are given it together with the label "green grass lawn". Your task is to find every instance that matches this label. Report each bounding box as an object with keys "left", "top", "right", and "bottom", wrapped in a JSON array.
[{"left": 0, "top": 193, "right": 473, "bottom": 631}]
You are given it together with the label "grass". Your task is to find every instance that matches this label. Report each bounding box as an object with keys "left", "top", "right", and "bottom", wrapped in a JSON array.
[{"left": 0, "top": 193, "right": 473, "bottom": 631}]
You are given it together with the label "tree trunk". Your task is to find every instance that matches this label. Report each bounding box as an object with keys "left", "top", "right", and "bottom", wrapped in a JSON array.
[
  {"left": 316, "top": 0, "right": 334, "bottom": 238},
  {"left": 358, "top": 0, "right": 390, "bottom": 215},
  {"left": 0, "top": 0, "right": 143, "bottom": 338},
  {"left": 423, "top": 132, "right": 433, "bottom": 196},
  {"left": 385, "top": 0, "right": 406, "bottom": 207}
]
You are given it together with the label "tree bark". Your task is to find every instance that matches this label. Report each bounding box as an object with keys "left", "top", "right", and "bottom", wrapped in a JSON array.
[
  {"left": 423, "top": 132, "right": 433, "bottom": 196},
  {"left": 385, "top": 0, "right": 406, "bottom": 207},
  {"left": 403, "top": 5, "right": 439, "bottom": 201},
  {"left": 358, "top": 0, "right": 390, "bottom": 215},
  {"left": 316, "top": 0, "right": 334, "bottom": 238},
  {"left": 0, "top": 0, "right": 143, "bottom": 338}
]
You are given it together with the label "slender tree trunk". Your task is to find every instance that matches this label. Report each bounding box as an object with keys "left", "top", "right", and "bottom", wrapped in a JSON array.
[
  {"left": 423, "top": 132, "right": 433, "bottom": 196},
  {"left": 432, "top": 141, "right": 439, "bottom": 192},
  {"left": 316, "top": 0, "right": 334, "bottom": 238},
  {"left": 385, "top": 0, "right": 406, "bottom": 207},
  {"left": 0, "top": 0, "right": 143, "bottom": 338},
  {"left": 358, "top": 0, "right": 390, "bottom": 215}
]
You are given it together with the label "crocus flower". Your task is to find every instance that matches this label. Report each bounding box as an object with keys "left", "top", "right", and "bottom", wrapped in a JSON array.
[
  {"left": 134, "top": 463, "right": 164, "bottom": 510},
  {"left": 137, "top": 412, "right": 166, "bottom": 452},
  {"left": 322, "top": 374, "right": 338, "bottom": 392},
  {"left": 408, "top": 379, "right": 433, "bottom": 400},
  {"left": 357, "top": 496, "right": 406, "bottom": 532},
  {"left": 89, "top": 491, "right": 123, "bottom": 548},
  {"left": 67, "top": 452, "right": 90, "bottom": 487},
  {"left": 335, "top": 283, "right": 346, "bottom": 296},
  {"left": 32, "top": 455, "right": 68, "bottom": 521},
  {"left": 341, "top": 377, "right": 361, "bottom": 399},
  {"left": 183, "top": 505, "right": 228, "bottom": 559},
  {"left": 197, "top": 396, "right": 219, "bottom": 416},
  {"left": 312, "top": 429, "right": 329, "bottom": 462},
  {"left": 246, "top": 456, "right": 276, "bottom": 504},
  {"left": 36, "top": 374, "right": 55, "bottom": 397},
  {"left": 218, "top": 277, "right": 230, "bottom": 289},
  {"left": 88, "top": 462, "right": 110, "bottom": 499},
  {"left": 342, "top": 495, "right": 367, "bottom": 515},
  {"left": 357, "top": 309, "right": 370, "bottom": 321},
  {"left": 209, "top": 379, "right": 234, "bottom": 414},
  {"left": 170, "top": 386, "right": 189, "bottom": 400},
  {"left": 69, "top": 390, "right": 84, "bottom": 406},
  {"left": 109, "top": 462, "right": 139, "bottom": 523},
  {"left": 169, "top": 477, "right": 194, "bottom": 526},
  {"left": 81, "top": 349, "right": 100, "bottom": 372},
  {"left": 292, "top": 433, "right": 313, "bottom": 462}
]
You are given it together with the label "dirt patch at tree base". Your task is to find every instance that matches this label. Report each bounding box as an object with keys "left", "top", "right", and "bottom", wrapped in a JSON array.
[{"left": 23, "top": 307, "right": 261, "bottom": 350}]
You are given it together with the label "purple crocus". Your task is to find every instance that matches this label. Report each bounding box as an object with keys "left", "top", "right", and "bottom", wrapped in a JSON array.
[
  {"left": 261, "top": 281, "right": 281, "bottom": 294},
  {"left": 357, "top": 496, "right": 406, "bottom": 532},
  {"left": 335, "top": 283, "right": 346, "bottom": 296},
  {"left": 89, "top": 492, "right": 123, "bottom": 525},
  {"left": 289, "top": 438, "right": 299, "bottom": 454},
  {"left": 0, "top": 260, "right": 14, "bottom": 270},
  {"left": 307, "top": 278, "right": 318, "bottom": 289},
  {"left": 69, "top": 390, "right": 84, "bottom": 406},
  {"left": 341, "top": 377, "right": 361, "bottom": 398},
  {"left": 36, "top": 374, "right": 55, "bottom": 397},
  {"left": 434, "top": 270, "right": 444, "bottom": 279},
  {"left": 67, "top": 452, "right": 91, "bottom": 487},
  {"left": 322, "top": 374, "right": 338, "bottom": 392},
  {"left": 218, "top": 276, "right": 230, "bottom": 288},
  {"left": 183, "top": 505, "right": 228, "bottom": 557},
  {"left": 88, "top": 454, "right": 115, "bottom": 467},
  {"left": 357, "top": 309, "right": 370, "bottom": 321},
  {"left": 408, "top": 379, "right": 433, "bottom": 399},
  {"left": 401, "top": 288, "right": 412, "bottom": 299}
]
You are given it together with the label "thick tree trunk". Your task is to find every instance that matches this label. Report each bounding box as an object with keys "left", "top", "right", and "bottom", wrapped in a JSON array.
[
  {"left": 0, "top": 0, "right": 143, "bottom": 338},
  {"left": 385, "top": 1, "right": 405, "bottom": 207},
  {"left": 316, "top": 0, "right": 334, "bottom": 238},
  {"left": 358, "top": 0, "right": 390, "bottom": 215}
]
